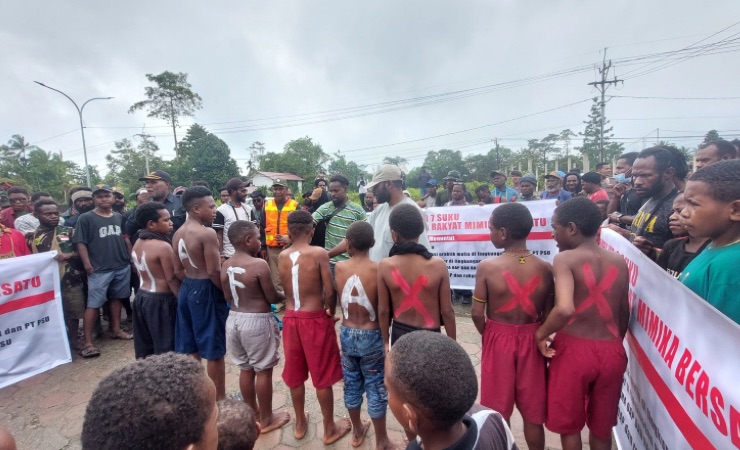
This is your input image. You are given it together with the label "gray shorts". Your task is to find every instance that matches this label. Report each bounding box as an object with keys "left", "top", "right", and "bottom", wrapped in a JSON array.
[
  {"left": 87, "top": 266, "right": 131, "bottom": 309},
  {"left": 226, "top": 311, "right": 280, "bottom": 372}
]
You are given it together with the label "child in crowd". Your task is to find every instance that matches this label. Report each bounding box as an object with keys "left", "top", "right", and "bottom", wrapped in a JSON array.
[
  {"left": 172, "top": 186, "right": 229, "bottom": 400},
  {"left": 472, "top": 203, "right": 554, "bottom": 450},
  {"left": 679, "top": 160, "right": 740, "bottom": 324},
  {"left": 385, "top": 331, "right": 517, "bottom": 450},
  {"left": 278, "top": 210, "right": 351, "bottom": 444},
  {"left": 656, "top": 193, "right": 709, "bottom": 279},
  {"left": 216, "top": 399, "right": 260, "bottom": 450},
  {"left": 535, "top": 197, "right": 630, "bottom": 450},
  {"left": 220, "top": 220, "right": 290, "bottom": 434},
  {"left": 131, "top": 202, "right": 180, "bottom": 359},
  {"left": 595, "top": 199, "right": 610, "bottom": 223},
  {"left": 81, "top": 353, "right": 219, "bottom": 450},
  {"left": 378, "top": 204, "right": 456, "bottom": 348},
  {"left": 335, "top": 221, "right": 395, "bottom": 449}
]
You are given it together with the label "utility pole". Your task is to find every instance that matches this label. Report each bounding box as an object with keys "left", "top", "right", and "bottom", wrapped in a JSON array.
[
  {"left": 134, "top": 129, "right": 153, "bottom": 175},
  {"left": 587, "top": 48, "right": 623, "bottom": 163},
  {"left": 493, "top": 138, "right": 501, "bottom": 170}
]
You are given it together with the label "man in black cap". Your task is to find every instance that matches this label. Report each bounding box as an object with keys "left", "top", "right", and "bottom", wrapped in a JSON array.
[
  {"left": 213, "top": 178, "right": 254, "bottom": 260},
  {"left": 490, "top": 171, "right": 517, "bottom": 203},
  {"left": 435, "top": 170, "right": 473, "bottom": 206},
  {"left": 125, "top": 170, "right": 184, "bottom": 239},
  {"left": 581, "top": 172, "right": 609, "bottom": 202}
]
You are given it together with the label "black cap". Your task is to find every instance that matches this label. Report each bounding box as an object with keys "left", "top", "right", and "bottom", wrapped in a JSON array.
[
  {"left": 225, "top": 177, "right": 247, "bottom": 193},
  {"left": 489, "top": 170, "right": 506, "bottom": 178},
  {"left": 139, "top": 170, "right": 172, "bottom": 183},
  {"left": 250, "top": 190, "right": 265, "bottom": 199},
  {"left": 92, "top": 184, "right": 113, "bottom": 195}
]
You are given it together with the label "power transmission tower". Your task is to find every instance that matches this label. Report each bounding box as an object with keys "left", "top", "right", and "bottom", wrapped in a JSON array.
[{"left": 588, "top": 48, "right": 623, "bottom": 162}]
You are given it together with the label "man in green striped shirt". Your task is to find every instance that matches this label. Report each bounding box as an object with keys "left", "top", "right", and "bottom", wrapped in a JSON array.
[{"left": 312, "top": 174, "right": 367, "bottom": 276}]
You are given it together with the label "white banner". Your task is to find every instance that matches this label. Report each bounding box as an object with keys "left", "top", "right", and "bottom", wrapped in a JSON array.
[
  {"left": 0, "top": 252, "right": 71, "bottom": 389},
  {"left": 424, "top": 200, "right": 558, "bottom": 290},
  {"left": 600, "top": 229, "right": 740, "bottom": 450}
]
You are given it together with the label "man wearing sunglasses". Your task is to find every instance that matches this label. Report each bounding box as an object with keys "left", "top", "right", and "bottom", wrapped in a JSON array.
[{"left": 1, "top": 186, "right": 32, "bottom": 229}]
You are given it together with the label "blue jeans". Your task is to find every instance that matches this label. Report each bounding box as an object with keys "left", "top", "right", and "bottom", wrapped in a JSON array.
[{"left": 339, "top": 325, "right": 387, "bottom": 419}]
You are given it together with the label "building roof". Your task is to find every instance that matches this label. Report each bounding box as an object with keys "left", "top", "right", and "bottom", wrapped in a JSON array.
[{"left": 254, "top": 171, "right": 304, "bottom": 181}]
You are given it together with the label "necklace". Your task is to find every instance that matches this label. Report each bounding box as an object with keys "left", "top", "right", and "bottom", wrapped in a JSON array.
[
  {"left": 708, "top": 237, "right": 740, "bottom": 250},
  {"left": 503, "top": 249, "right": 532, "bottom": 264}
]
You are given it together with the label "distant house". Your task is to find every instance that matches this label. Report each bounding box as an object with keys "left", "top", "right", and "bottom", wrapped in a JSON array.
[{"left": 249, "top": 171, "right": 304, "bottom": 193}]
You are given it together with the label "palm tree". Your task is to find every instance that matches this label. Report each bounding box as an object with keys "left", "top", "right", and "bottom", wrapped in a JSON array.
[{"left": 6, "top": 135, "right": 39, "bottom": 164}]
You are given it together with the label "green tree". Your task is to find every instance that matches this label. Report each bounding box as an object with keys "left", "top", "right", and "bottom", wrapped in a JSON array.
[
  {"left": 422, "top": 149, "right": 467, "bottom": 183},
  {"left": 6, "top": 134, "right": 39, "bottom": 163},
  {"left": 382, "top": 156, "right": 408, "bottom": 167},
  {"left": 260, "top": 136, "right": 330, "bottom": 182},
  {"left": 577, "top": 97, "right": 624, "bottom": 164},
  {"left": 464, "top": 145, "right": 515, "bottom": 182},
  {"left": 104, "top": 138, "right": 166, "bottom": 195},
  {"left": 327, "top": 151, "right": 369, "bottom": 189},
  {"left": 175, "top": 124, "right": 240, "bottom": 190},
  {"left": 246, "top": 141, "right": 266, "bottom": 174},
  {"left": 128, "top": 71, "right": 203, "bottom": 159},
  {"left": 702, "top": 130, "right": 722, "bottom": 143}
]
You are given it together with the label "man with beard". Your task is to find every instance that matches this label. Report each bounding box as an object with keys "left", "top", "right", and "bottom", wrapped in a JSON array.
[
  {"left": 444, "top": 183, "right": 470, "bottom": 206},
  {"left": 112, "top": 187, "right": 127, "bottom": 214},
  {"left": 125, "top": 170, "right": 184, "bottom": 239},
  {"left": 539, "top": 172, "right": 571, "bottom": 204},
  {"left": 363, "top": 190, "right": 375, "bottom": 212},
  {"left": 214, "top": 178, "right": 254, "bottom": 260},
  {"left": 312, "top": 174, "right": 366, "bottom": 276},
  {"left": 365, "top": 165, "right": 431, "bottom": 262},
  {"left": 64, "top": 190, "right": 95, "bottom": 228},
  {"left": 629, "top": 147, "right": 679, "bottom": 259}
]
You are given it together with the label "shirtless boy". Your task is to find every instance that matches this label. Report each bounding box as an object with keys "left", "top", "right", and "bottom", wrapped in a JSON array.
[
  {"left": 472, "top": 202, "right": 553, "bottom": 450},
  {"left": 378, "top": 203, "right": 456, "bottom": 349},
  {"left": 335, "top": 221, "right": 395, "bottom": 449},
  {"left": 220, "top": 220, "right": 290, "bottom": 434},
  {"left": 131, "top": 202, "right": 180, "bottom": 359},
  {"left": 172, "top": 186, "right": 229, "bottom": 400},
  {"left": 278, "top": 210, "right": 351, "bottom": 444},
  {"left": 536, "top": 197, "right": 630, "bottom": 450}
]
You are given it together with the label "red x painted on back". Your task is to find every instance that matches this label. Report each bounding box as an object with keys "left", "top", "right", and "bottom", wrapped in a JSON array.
[
  {"left": 392, "top": 267, "right": 434, "bottom": 328},
  {"left": 568, "top": 262, "right": 620, "bottom": 339},
  {"left": 494, "top": 271, "right": 541, "bottom": 321}
]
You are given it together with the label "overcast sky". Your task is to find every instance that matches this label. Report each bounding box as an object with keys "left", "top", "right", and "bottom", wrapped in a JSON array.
[{"left": 2, "top": 1, "right": 739, "bottom": 177}]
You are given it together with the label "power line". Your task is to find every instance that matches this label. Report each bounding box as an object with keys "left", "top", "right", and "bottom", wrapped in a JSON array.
[{"left": 612, "top": 95, "right": 740, "bottom": 100}]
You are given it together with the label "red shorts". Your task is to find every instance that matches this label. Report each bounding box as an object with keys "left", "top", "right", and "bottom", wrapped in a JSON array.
[
  {"left": 281, "top": 309, "right": 343, "bottom": 390},
  {"left": 546, "top": 332, "right": 627, "bottom": 440},
  {"left": 480, "top": 320, "right": 546, "bottom": 423}
]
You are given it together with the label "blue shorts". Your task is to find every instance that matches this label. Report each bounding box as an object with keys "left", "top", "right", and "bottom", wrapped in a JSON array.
[
  {"left": 340, "top": 325, "right": 387, "bottom": 419},
  {"left": 87, "top": 266, "right": 131, "bottom": 308},
  {"left": 175, "top": 277, "right": 229, "bottom": 360}
]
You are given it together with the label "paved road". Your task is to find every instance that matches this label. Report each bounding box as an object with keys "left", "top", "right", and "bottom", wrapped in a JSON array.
[{"left": 0, "top": 308, "right": 593, "bottom": 449}]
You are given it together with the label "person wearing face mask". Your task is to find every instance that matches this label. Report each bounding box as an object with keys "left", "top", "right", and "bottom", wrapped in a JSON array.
[{"left": 607, "top": 152, "right": 645, "bottom": 228}]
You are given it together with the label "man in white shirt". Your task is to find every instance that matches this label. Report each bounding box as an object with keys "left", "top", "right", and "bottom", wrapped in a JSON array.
[
  {"left": 365, "top": 165, "right": 431, "bottom": 262},
  {"left": 213, "top": 178, "right": 254, "bottom": 259}
]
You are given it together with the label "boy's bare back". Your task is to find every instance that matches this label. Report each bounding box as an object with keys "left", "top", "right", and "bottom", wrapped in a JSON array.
[
  {"left": 378, "top": 254, "right": 452, "bottom": 331},
  {"left": 278, "top": 242, "right": 335, "bottom": 313},
  {"left": 555, "top": 246, "right": 630, "bottom": 341},
  {"left": 221, "top": 251, "right": 282, "bottom": 314},
  {"left": 475, "top": 254, "right": 554, "bottom": 324},
  {"left": 132, "top": 239, "right": 178, "bottom": 295},
  {"left": 335, "top": 257, "right": 378, "bottom": 330},
  {"left": 173, "top": 220, "right": 220, "bottom": 280}
]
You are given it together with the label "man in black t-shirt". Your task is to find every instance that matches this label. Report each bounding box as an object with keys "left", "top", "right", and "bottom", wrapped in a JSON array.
[
  {"left": 630, "top": 147, "right": 679, "bottom": 259},
  {"left": 125, "top": 170, "right": 184, "bottom": 240},
  {"left": 74, "top": 185, "right": 133, "bottom": 357}
]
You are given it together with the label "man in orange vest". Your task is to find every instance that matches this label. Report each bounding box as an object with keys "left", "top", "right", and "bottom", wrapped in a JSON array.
[{"left": 261, "top": 179, "right": 299, "bottom": 291}]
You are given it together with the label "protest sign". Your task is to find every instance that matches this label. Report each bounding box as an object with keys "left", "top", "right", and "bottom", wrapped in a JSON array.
[
  {"left": 601, "top": 229, "right": 740, "bottom": 450},
  {"left": 424, "top": 200, "right": 558, "bottom": 290},
  {"left": 0, "top": 252, "right": 72, "bottom": 389}
]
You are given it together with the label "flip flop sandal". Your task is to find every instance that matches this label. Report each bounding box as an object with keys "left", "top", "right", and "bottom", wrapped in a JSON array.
[
  {"left": 109, "top": 331, "right": 134, "bottom": 340},
  {"left": 79, "top": 345, "right": 101, "bottom": 358}
]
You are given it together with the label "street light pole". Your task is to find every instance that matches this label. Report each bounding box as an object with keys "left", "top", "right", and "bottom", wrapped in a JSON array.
[{"left": 34, "top": 81, "right": 113, "bottom": 187}]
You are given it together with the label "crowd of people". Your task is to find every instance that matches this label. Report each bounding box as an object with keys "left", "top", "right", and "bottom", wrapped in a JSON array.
[{"left": 0, "top": 136, "right": 738, "bottom": 450}]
